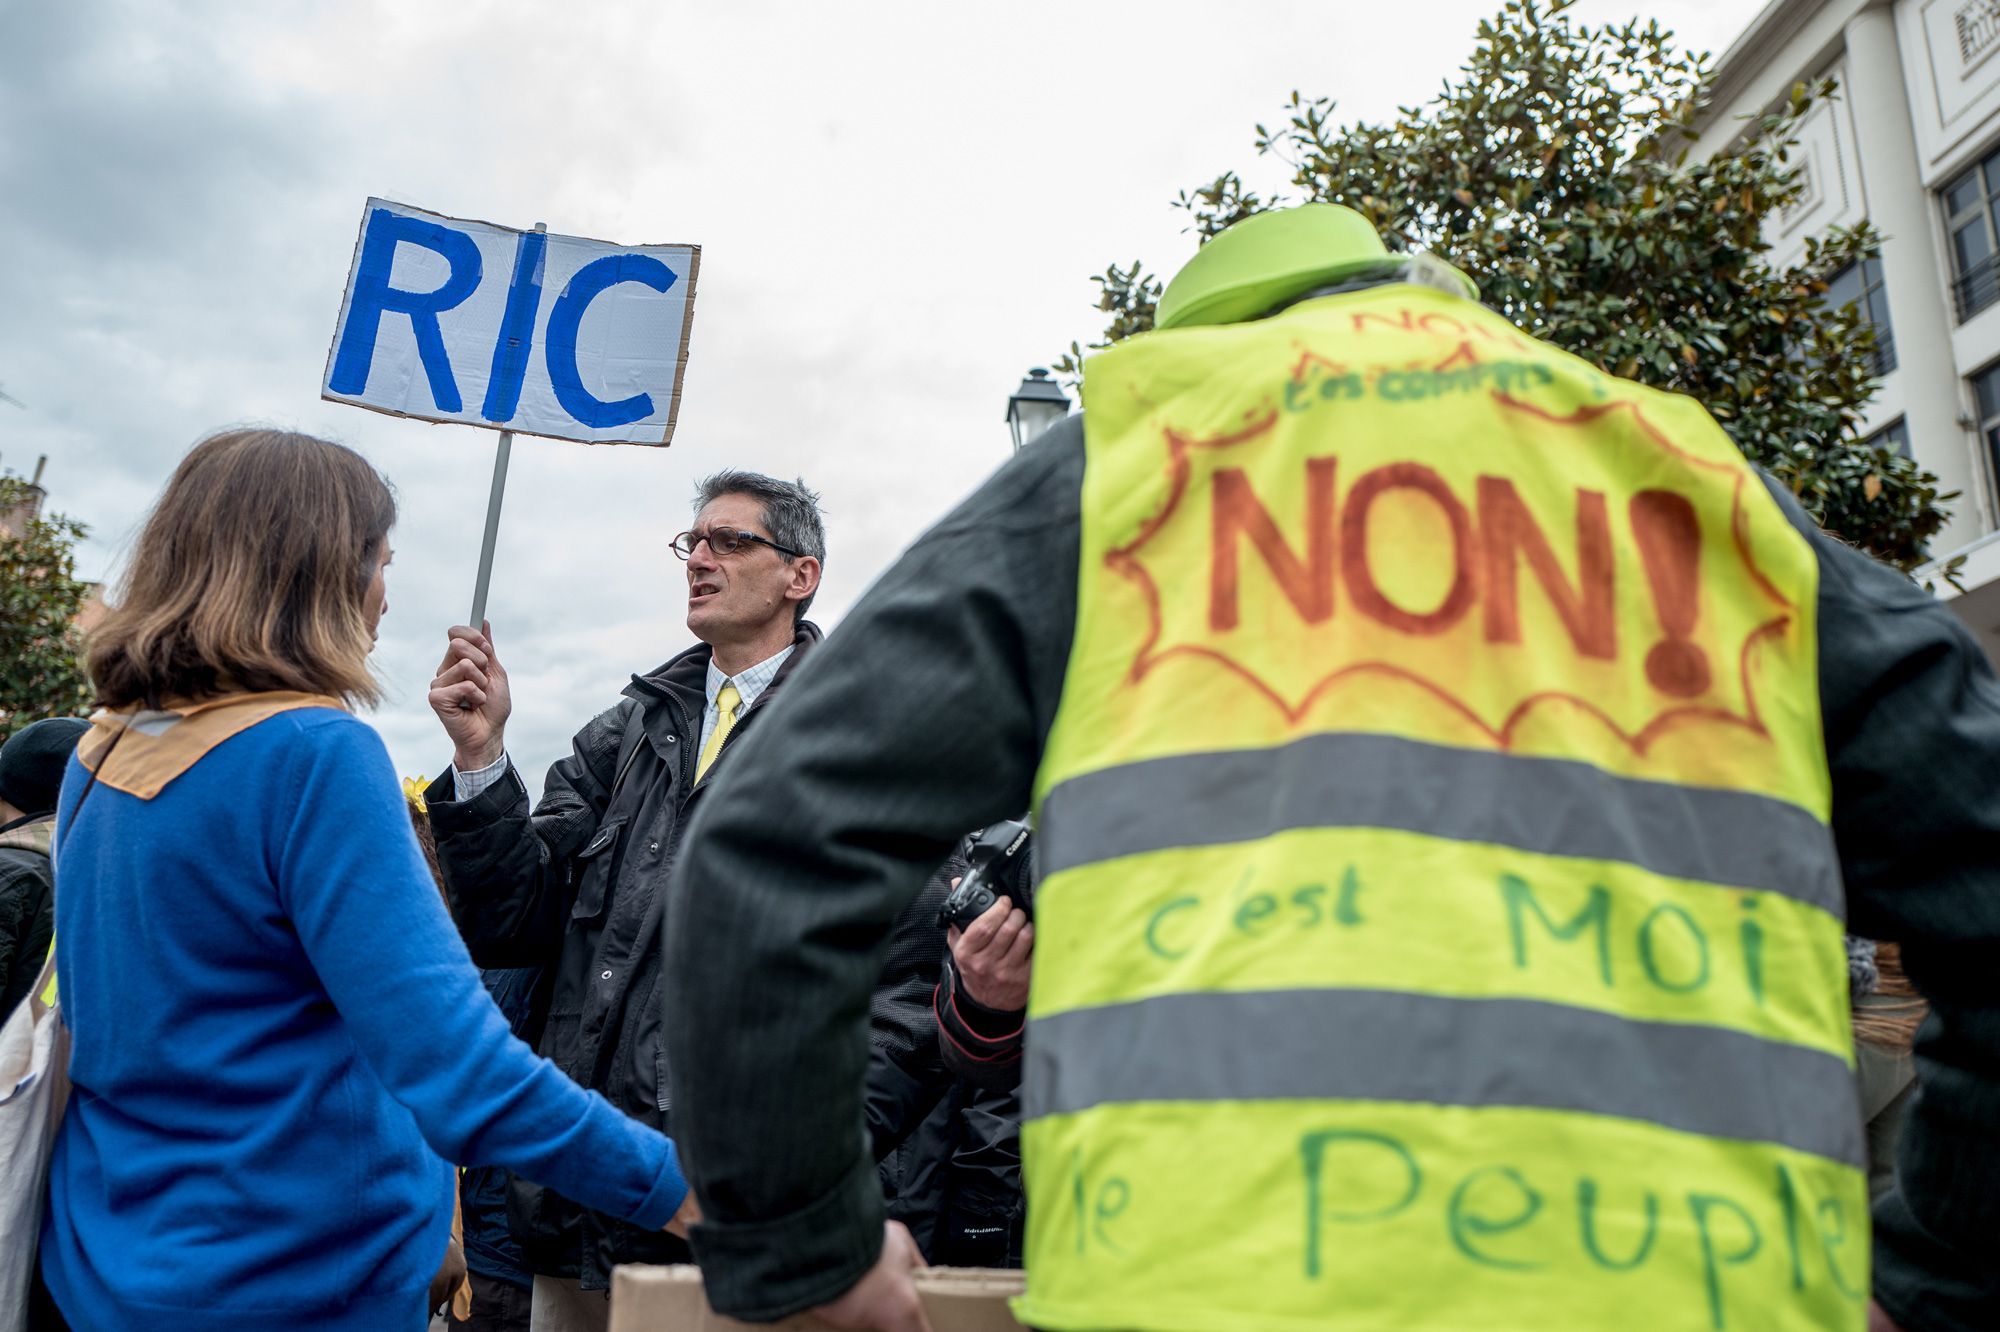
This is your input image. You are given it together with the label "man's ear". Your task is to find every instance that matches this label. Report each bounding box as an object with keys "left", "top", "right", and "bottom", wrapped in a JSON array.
[{"left": 786, "top": 556, "right": 822, "bottom": 605}]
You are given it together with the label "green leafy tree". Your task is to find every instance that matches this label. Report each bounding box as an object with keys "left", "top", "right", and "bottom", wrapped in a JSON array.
[
  {"left": 1060, "top": 0, "right": 1953, "bottom": 574},
  {"left": 0, "top": 475, "right": 93, "bottom": 740}
]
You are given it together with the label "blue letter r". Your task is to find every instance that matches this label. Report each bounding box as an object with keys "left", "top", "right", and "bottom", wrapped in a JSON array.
[{"left": 329, "top": 208, "right": 483, "bottom": 413}]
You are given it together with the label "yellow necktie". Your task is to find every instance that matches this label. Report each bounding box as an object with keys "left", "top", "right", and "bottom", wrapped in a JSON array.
[{"left": 695, "top": 682, "right": 741, "bottom": 781}]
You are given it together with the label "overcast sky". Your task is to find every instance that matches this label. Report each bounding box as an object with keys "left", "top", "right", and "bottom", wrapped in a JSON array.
[{"left": 1, "top": 0, "right": 1747, "bottom": 791}]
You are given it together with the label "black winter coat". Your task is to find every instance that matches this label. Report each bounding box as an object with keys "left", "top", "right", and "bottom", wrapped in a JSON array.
[
  {"left": 0, "top": 813, "right": 55, "bottom": 1017},
  {"left": 884, "top": 831, "right": 1028, "bottom": 1265},
  {"left": 867, "top": 867, "right": 958, "bottom": 1160},
  {"left": 903, "top": 927, "right": 1027, "bottom": 1269},
  {"left": 427, "top": 624, "right": 948, "bottom": 1289},
  {"left": 883, "top": 1080, "right": 1024, "bottom": 1269},
  {"left": 426, "top": 633, "right": 740, "bottom": 1286}
]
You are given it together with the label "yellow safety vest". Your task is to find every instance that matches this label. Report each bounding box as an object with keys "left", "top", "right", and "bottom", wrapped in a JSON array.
[{"left": 1015, "top": 283, "right": 1864, "bottom": 1332}]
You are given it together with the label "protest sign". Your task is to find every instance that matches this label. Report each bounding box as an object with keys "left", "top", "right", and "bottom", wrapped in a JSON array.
[
  {"left": 608, "top": 1265, "right": 1027, "bottom": 1332},
  {"left": 322, "top": 198, "right": 699, "bottom": 446},
  {"left": 322, "top": 197, "right": 700, "bottom": 621}
]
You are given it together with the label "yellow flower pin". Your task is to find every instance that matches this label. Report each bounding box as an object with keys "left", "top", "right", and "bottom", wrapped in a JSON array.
[{"left": 402, "top": 775, "right": 428, "bottom": 815}]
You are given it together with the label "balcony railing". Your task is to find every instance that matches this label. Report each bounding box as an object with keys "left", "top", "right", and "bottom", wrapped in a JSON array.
[
  {"left": 1867, "top": 326, "right": 1898, "bottom": 377},
  {"left": 1955, "top": 254, "right": 2000, "bottom": 323}
]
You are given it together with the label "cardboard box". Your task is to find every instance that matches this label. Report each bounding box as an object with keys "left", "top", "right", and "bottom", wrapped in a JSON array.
[{"left": 609, "top": 1264, "right": 1027, "bottom": 1332}]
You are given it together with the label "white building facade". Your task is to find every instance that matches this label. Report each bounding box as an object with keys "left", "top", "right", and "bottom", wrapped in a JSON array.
[{"left": 1695, "top": 0, "right": 2000, "bottom": 660}]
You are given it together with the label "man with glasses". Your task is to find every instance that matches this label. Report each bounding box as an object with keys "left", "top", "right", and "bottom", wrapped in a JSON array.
[{"left": 422, "top": 470, "right": 947, "bottom": 1332}]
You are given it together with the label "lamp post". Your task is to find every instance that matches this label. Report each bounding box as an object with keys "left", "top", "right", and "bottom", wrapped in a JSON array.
[{"left": 1006, "top": 367, "right": 1071, "bottom": 451}]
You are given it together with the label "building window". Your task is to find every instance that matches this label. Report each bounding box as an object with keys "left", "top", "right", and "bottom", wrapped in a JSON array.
[
  {"left": 1944, "top": 148, "right": 2000, "bottom": 321},
  {"left": 1824, "top": 258, "right": 1897, "bottom": 374},
  {"left": 1862, "top": 417, "right": 1911, "bottom": 460},
  {"left": 1972, "top": 362, "right": 2000, "bottom": 496}
]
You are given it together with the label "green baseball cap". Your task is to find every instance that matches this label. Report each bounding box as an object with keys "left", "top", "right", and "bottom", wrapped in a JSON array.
[{"left": 1154, "top": 203, "right": 1477, "bottom": 331}]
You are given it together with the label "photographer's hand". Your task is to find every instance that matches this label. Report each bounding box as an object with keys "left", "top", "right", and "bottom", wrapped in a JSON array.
[{"left": 947, "top": 893, "right": 1032, "bottom": 1012}]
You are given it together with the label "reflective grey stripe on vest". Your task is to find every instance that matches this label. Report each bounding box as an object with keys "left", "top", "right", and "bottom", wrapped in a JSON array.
[
  {"left": 1023, "top": 988, "right": 1865, "bottom": 1167},
  {"left": 1039, "top": 732, "right": 1842, "bottom": 916}
]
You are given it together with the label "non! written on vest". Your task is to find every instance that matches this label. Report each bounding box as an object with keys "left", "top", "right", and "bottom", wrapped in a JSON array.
[{"left": 1094, "top": 301, "right": 1817, "bottom": 786}]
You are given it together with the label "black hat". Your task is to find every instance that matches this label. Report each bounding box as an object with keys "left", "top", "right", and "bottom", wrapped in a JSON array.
[{"left": 0, "top": 718, "right": 91, "bottom": 819}]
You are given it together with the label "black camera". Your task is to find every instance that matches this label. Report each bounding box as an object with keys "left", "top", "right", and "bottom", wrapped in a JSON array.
[{"left": 936, "top": 818, "right": 1034, "bottom": 931}]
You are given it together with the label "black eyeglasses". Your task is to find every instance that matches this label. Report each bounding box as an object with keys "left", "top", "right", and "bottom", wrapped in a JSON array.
[{"left": 670, "top": 526, "right": 803, "bottom": 560}]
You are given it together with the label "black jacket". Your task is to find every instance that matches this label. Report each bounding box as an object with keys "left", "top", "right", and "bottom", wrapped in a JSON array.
[
  {"left": 424, "top": 624, "right": 952, "bottom": 1288},
  {"left": 427, "top": 622, "right": 942, "bottom": 1289},
  {"left": 883, "top": 843, "right": 1024, "bottom": 1265},
  {"left": 0, "top": 813, "right": 55, "bottom": 1017},
  {"left": 663, "top": 415, "right": 2000, "bottom": 1330},
  {"left": 883, "top": 1080, "right": 1023, "bottom": 1269},
  {"left": 865, "top": 867, "right": 957, "bottom": 1162}
]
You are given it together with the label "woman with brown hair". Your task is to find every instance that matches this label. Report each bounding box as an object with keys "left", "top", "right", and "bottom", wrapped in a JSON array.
[{"left": 35, "top": 430, "right": 691, "bottom": 1332}]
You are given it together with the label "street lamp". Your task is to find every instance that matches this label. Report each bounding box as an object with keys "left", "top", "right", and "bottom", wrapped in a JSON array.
[{"left": 1005, "top": 367, "right": 1071, "bottom": 451}]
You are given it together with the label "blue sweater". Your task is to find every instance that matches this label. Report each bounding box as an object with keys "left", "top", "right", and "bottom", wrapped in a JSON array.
[{"left": 41, "top": 708, "right": 687, "bottom": 1331}]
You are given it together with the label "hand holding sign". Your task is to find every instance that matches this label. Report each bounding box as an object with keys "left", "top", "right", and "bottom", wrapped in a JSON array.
[
  {"left": 812, "top": 1222, "right": 933, "bottom": 1332},
  {"left": 429, "top": 622, "right": 512, "bottom": 773},
  {"left": 324, "top": 198, "right": 700, "bottom": 624}
]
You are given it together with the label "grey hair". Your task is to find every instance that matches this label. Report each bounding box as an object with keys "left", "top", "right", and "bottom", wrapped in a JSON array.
[{"left": 692, "top": 470, "right": 827, "bottom": 621}]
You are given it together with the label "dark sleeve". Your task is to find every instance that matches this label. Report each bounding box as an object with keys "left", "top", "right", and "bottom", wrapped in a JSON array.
[
  {"left": 1763, "top": 478, "right": 2000, "bottom": 1331},
  {"left": 935, "top": 952, "right": 1024, "bottom": 1090},
  {"left": 662, "top": 419, "right": 1085, "bottom": 1321},
  {"left": 863, "top": 860, "right": 959, "bottom": 1162},
  {"left": 423, "top": 703, "right": 627, "bottom": 970}
]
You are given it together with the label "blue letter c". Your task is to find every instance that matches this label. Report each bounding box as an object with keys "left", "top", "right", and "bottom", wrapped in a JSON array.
[{"left": 545, "top": 254, "right": 679, "bottom": 429}]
